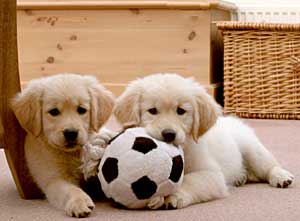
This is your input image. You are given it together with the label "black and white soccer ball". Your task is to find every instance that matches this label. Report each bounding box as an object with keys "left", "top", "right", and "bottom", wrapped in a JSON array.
[{"left": 98, "top": 127, "right": 184, "bottom": 209}]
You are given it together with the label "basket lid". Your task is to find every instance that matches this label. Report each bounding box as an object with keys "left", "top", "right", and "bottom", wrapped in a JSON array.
[{"left": 217, "top": 21, "right": 300, "bottom": 31}]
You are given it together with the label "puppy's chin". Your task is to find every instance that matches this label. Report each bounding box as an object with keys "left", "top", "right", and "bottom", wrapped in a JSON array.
[{"left": 64, "top": 142, "right": 82, "bottom": 152}]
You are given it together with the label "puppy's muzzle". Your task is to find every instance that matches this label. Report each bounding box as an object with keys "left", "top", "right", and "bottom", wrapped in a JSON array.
[
  {"left": 63, "top": 128, "right": 78, "bottom": 147},
  {"left": 161, "top": 129, "right": 176, "bottom": 143}
]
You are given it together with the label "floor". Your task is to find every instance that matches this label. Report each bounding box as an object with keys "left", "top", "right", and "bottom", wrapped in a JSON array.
[{"left": 1, "top": 119, "right": 300, "bottom": 221}]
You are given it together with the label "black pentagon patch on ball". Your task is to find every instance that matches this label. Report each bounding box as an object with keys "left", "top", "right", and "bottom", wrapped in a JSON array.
[
  {"left": 169, "top": 155, "right": 184, "bottom": 183},
  {"left": 132, "top": 137, "right": 157, "bottom": 154},
  {"left": 102, "top": 157, "right": 118, "bottom": 184},
  {"left": 131, "top": 176, "right": 157, "bottom": 200}
]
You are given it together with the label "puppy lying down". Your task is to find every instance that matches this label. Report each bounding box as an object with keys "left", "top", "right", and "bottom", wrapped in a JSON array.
[
  {"left": 112, "top": 73, "right": 295, "bottom": 209},
  {"left": 11, "top": 74, "right": 114, "bottom": 217}
]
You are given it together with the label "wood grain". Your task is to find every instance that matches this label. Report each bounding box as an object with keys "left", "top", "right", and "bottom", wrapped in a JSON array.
[
  {"left": 17, "top": 9, "right": 213, "bottom": 89},
  {"left": 0, "top": 0, "right": 43, "bottom": 199},
  {"left": 16, "top": 2, "right": 233, "bottom": 99},
  {"left": 16, "top": 0, "right": 237, "bottom": 11},
  {"left": 0, "top": 118, "right": 4, "bottom": 148},
  {"left": 20, "top": 81, "right": 220, "bottom": 97},
  {"left": 210, "top": 9, "right": 230, "bottom": 90}
]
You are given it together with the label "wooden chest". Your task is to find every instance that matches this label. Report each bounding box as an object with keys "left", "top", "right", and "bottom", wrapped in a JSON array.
[{"left": 17, "top": 0, "right": 236, "bottom": 101}]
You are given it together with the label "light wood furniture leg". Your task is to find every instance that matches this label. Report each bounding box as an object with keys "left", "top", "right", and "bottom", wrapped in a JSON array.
[{"left": 0, "top": 0, "right": 43, "bottom": 199}]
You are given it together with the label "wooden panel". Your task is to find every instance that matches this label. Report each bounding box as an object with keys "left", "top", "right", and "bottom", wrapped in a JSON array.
[
  {"left": 101, "top": 83, "right": 222, "bottom": 97},
  {"left": 210, "top": 9, "right": 231, "bottom": 84},
  {"left": 21, "top": 81, "right": 220, "bottom": 97},
  {"left": 0, "top": 119, "right": 4, "bottom": 148},
  {"left": 17, "top": 0, "right": 226, "bottom": 2},
  {"left": 17, "top": 9, "right": 212, "bottom": 88},
  {"left": 16, "top": 0, "right": 237, "bottom": 11},
  {"left": 1, "top": 0, "right": 43, "bottom": 199}
]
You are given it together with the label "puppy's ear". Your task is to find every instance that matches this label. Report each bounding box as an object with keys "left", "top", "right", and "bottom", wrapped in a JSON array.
[
  {"left": 113, "top": 86, "right": 141, "bottom": 128},
  {"left": 192, "top": 87, "right": 222, "bottom": 141},
  {"left": 88, "top": 83, "right": 115, "bottom": 132},
  {"left": 11, "top": 82, "right": 43, "bottom": 137}
]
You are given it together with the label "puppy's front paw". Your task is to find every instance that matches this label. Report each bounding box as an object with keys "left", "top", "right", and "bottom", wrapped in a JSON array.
[
  {"left": 65, "top": 194, "right": 95, "bottom": 218},
  {"left": 164, "top": 191, "right": 191, "bottom": 210},
  {"left": 147, "top": 196, "right": 165, "bottom": 210},
  {"left": 235, "top": 173, "right": 247, "bottom": 187},
  {"left": 268, "top": 166, "right": 294, "bottom": 188}
]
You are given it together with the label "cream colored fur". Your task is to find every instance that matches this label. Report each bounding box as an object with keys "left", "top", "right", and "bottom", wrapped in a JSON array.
[
  {"left": 113, "top": 73, "right": 295, "bottom": 209},
  {"left": 11, "top": 74, "right": 114, "bottom": 217}
]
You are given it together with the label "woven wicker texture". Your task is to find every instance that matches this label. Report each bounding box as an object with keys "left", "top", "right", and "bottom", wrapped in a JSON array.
[{"left": 217, "top": 22, "right": 300, "bottom": 119}]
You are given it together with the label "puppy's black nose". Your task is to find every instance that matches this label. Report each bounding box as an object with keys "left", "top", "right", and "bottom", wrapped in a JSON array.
[
  {"left": 161, "top": 129, "right": 176, "bottom": 143},
  {"left": 63, "top": 129, "right": 78, "bottom": 142}
]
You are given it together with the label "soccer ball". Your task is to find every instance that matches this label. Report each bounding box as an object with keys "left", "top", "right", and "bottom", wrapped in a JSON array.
[{"left": 98, "top": 127, "right": 184, "bottom": 209}]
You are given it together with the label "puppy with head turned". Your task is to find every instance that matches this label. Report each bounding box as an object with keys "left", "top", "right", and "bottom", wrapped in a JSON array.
[
  {"left": 11, "top": 74, "right": 114, "bottom": 217},
  {"left": 113, "top": 73, "right": 295, "bottom": 209}
]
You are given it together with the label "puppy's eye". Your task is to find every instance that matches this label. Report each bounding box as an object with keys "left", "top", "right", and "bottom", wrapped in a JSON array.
[
  {"left": 77, "top": 107, "right": 87, "bottom": 115},
  {"left": 148, "top": 108, "right": 158, "bottom": 115},
  {"left": 177, "top": 107, "right": 186, "bottom": 115},
  {"left": 48, "top": 108, "right": 60, "bottom": 116}
]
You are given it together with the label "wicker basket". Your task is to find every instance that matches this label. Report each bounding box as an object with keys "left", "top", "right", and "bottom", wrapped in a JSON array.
[{"left": 217, "top": 21, "right": 300, "bottom": 119}]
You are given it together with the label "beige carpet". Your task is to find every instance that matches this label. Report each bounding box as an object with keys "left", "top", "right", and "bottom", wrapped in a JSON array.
[{"left": 1, "top": 119, "right": 300, "bottom": 221}]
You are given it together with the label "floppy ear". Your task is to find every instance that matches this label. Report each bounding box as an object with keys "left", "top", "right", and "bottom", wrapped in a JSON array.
[
  {"left": 113, "top": 86, "right": 141, "bottom": 128},
  {"left": 89, "top": 83, "right": 115, "bottom": 132},
  {"left": 192, "top": 88, "right": 222, "bottom": 141},
  {"left": 10, "top": 82, "right": 43, "bottom": 137}
]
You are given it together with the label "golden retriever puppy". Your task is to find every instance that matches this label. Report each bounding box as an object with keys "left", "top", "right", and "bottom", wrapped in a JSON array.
[
  {"left": 113, "top": 73, "right": 295, "bottom": 209},
  {"left": 11, "top": 74, "right": 114, "bottom": 217}
]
